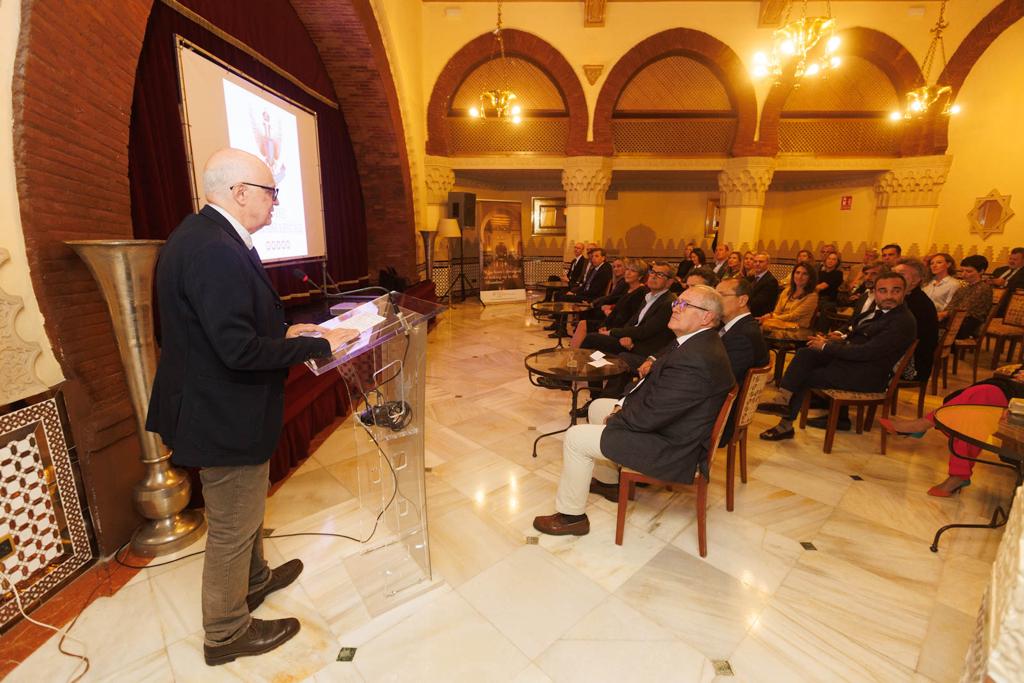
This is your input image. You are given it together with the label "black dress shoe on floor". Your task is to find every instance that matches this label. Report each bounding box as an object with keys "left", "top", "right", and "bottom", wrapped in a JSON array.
[
  {"left": 247, "top": 559, "right": 304, "bottom": 611},
  {"left": 533, "top": 513, "right": 590, "bottom": 536},
  {"left": 759, "top": 426, "right": 795, "bottom": 441},
  {"left": 757, "top": 402, "right": 790, "bottom": 416},
  {"left": 805, "top": 415, "right": 852, "bottom": 431},
  {"left": 204, "top": 617, "right": 301, "bottom": 666},
  {"left": 589, "top": 478, "right": 619, "bottom": 503}
]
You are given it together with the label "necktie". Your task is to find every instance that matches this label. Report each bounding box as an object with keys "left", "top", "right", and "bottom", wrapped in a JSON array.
[{"left": 854, "top": 303, "right": 878, "bottom": 329}]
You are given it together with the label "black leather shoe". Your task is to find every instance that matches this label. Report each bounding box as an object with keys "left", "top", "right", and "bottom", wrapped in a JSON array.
[
  {"left": 759, "top": 426, "right": 795, "bottom": 441},
  {"left": 543, "top": 324, "right": 557, "bottom": 331},
  {"left": 805, "top": 415, "right": 852, "bottom": 431},
  {"left": 757, "top": 402, "right": 790, "bottom": 416},
  {"left": 533, "top": 513, "right": 590, "bottom": 536},
  {"left": 247, "top": 559, "right": 303, "bottom": 611},
  {"left": 204, "top": 617, "right": 301, "bottom": 666},
  {"left": 589, "top": 478, "right": 619, "bottom": 503}
]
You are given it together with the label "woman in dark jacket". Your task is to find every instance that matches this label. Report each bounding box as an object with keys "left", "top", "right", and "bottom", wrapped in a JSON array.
[{"left": 570, "top": 258, "right": 648, "bottom": 348}]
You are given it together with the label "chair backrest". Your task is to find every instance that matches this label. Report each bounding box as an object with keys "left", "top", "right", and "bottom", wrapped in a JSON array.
[
  {"left": 1004, "top": 290, "right": 1024, "bottom": 327},
  {"left": 703, "top": 385, "right": 739, "bottom": 476},
  {"left": 735, "top": 363, "right": 773, "bottom": 430},
  {"left": 939, "top": 309, "right": 968, "bottom": 354},
  {"left": 977, "top": 295, "right": 1003, "bottom": 338},
  {"left": 885, "top": 341, "right": 918, "bottom": 401}
]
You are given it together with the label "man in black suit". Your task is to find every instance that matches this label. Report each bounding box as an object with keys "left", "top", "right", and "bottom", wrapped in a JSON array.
[
  {"left": 746, "top": 251, "right": 780, "bottom": 317},
  {"left": 146, "top": 148, "right": 357, "bottom": 666},
  {"left": 992, "top": 247, "right": 1024, "bottom": 317},
  {"left": 759, "top": 272, "right": 917, "bottom": 439},
  {"left": 893, "top": 259, "right": 939, "bottom": 385},
  {"left": 580, "top": 261, "right": 675, "bottom": 361},
  {"left": 533, "top": 285, "right": 736, "bottom": 536},
  {"left": 565, "top": 242, "right": 587, "bottom": 287},
  {"left": 715, "top": 277, "right": 770, "bottom": 440},
  {"left": 559, "top": 247, "right": 612, "bottom": 303},
  {"left": 711, "top": 243, "right": 731, "bottom": 276}
]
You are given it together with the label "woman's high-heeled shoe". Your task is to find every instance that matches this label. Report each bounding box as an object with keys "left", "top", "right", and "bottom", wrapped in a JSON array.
[
  {"left": 927, "top": 480, "right": 971, "bottom": 498},
  {"left": 879, "top": 418, "right": 925, "bottom": 438}
]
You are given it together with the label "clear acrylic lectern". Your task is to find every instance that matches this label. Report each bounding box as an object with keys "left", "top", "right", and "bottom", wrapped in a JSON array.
[{"left": 305, "top": 291, "right": 444, "bottom": 614}]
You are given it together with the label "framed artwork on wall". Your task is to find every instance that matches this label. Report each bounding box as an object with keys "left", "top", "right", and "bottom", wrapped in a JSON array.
[
  {"left": 704, "top": 198, "right": 720, "bottom": 238},
  {"left": 532, "top": 197, "right": 567, "bottom": 236}
]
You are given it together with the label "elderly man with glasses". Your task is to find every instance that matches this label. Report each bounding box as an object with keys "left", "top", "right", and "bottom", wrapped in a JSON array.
[
  {"left": 147, "top": 148, "right": 358, "bottom": 666},
  {"left": 534, "top": 285, "right": 736, "bottom": 536}
]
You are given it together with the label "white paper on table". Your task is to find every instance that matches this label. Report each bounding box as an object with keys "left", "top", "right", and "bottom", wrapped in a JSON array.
[
  {"left": 320, "top": 302, "right": 386, "bottom": 334},
  {"left": 589, "top": 351, "right": 606, "bottom": 360},
  {"left": 588, "top": 357, "right": 612, "bottom": 368}
]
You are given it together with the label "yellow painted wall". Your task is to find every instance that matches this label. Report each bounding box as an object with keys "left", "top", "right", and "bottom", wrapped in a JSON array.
[
  {"left": 0, "top": 0, "right": 64, "bottom": 391},
  {"left": 932, "top": 17, "right": 1024, "bottom": 266},
  {"left": 761, "top": 185, "right": 878, "bottom": 259}
]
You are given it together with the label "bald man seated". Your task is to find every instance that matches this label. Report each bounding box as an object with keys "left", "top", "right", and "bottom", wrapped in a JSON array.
[
  {"left": 146, "top": 148, "right": 357, "bottom": 666},
  {"left": 533, "top": 285, "right": 736, "bottom": 536}
]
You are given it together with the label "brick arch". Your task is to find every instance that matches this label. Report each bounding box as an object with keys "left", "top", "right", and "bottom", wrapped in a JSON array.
[
  {"left": 12, "top": 0, "right": 413, "bottom": 552},
  {"left": 757, "top": 27, "right": 924, "bottom": 156},
  {"left": 592, "top": 28, "right": 760, "bottom": 156},
  {"left": 426, "top": 30, "right": 589, "bottom": 156},
  {"left": 915, "top": 0, "right": 1024, "bottom": 155}
]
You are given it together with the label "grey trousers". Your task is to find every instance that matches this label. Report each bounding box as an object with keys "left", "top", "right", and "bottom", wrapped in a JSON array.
[{"left": 200, "top": 461, "right": 273, "bottom": 646}]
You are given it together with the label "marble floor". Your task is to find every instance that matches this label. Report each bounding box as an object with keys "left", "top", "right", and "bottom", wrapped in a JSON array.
[{"left": 6, "top": 296, "right": 1014, "bottom": 682}]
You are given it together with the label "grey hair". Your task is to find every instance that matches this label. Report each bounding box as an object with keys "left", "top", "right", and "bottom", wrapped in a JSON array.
[
  {"left": 896, "top": 257, "right": 927, "bottom": 284},
  {"left": 686, "top": 284, "right": 724, "bottom": 323}
]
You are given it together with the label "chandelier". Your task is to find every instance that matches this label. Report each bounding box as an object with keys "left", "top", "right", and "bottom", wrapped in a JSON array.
[
  {"left": 752, "top": 1, "right": 841, "bottom": 83},
  {"left": 468, "top": 0, "right": 522, "bottom": 124},
  {"left": 890, "top": 0, "right": 960, "bottom": 120}
]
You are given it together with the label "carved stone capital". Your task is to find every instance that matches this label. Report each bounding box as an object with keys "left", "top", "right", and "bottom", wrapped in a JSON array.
[
  {"left": 424, "top": 163, "right": 455, "bottom": 205},
  {"left": 562, "top": 157, "right": 613, "bottom": 206},
  {"left": 874, "top": 156, "right": 953, "bottom": 209},
  {"left": 0, "top": 248, "right": 47, "bottom": 404},
  {"left": 717, "top": 157, "right": 777, "bottom": 207}
]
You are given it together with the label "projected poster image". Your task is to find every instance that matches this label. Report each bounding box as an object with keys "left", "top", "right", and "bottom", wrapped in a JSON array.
[{"left": 223, "top": 79, "right": 308, "bottom": 261}]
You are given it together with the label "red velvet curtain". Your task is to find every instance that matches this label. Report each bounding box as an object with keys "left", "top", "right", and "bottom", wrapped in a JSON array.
[{"left": 128, "top": 0, "right": 367, "bottom": 293}]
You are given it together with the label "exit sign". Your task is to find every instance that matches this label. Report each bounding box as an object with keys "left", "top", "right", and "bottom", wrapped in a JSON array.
[{"left": 840, "top": 195, "right": 853, "bottom": 210}]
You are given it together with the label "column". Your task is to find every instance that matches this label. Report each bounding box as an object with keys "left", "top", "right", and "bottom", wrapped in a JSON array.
[
  {"left": 872, "top": 155, "right": 953, "bottom": 254},
  {"left": 562, "top": 157, "right": 613, "bottom": 249},
  {"left": 423, "top": 161, "right": 455, "bottom": 262},
  {"left": 717, "top": 157, "right": 776, "bottom": 252}
]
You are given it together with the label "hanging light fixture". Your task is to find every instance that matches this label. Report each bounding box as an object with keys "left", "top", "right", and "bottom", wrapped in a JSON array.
[
  {"left": 468, "top": 0, "right": 522, "bottom": 124},
  {"left": 752, "top": 1, "right": 842, "bottom": 83},
  {"left": 890, "top": 0, "right": 960, "bottom": 121}
]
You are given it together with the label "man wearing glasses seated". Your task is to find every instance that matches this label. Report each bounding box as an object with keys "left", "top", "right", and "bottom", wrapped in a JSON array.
[{"left": 533, "top": 285, "right": 736, "bottom": 536}]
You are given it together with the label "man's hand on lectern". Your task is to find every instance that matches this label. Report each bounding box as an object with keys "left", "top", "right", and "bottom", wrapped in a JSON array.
[
  {"left": 286, "top": 323, "right": 322, "bottom": 339},
  {"left": 322, "top": 327, "right": 359, "bottom": 352}
]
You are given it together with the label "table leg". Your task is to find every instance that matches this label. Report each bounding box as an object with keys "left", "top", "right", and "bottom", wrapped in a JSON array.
[{"left": 531, "top": 384, "right": 581, "bottom": 458}]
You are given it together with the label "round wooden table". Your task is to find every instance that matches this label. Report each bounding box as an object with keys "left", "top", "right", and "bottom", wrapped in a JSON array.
[
  {"left": 524, "top": 348, "right": 629, "bottom": 457},
  {"left": 531, "top": 301, "right": 591, "bottom": 349},
  {"left": 931, "top": 404, "right": 1024, "bottom": 551}
]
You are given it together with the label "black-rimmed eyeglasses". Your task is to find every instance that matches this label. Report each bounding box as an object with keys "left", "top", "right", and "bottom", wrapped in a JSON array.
[
  {"left": 671, "top": 299, "right": 711, "bottom": 313},
  {"left": 232, "top": 182, "right": 280, "bottom": 201},
  {"left": 648, "top": 271, "right": 671, "bottom": 280}
]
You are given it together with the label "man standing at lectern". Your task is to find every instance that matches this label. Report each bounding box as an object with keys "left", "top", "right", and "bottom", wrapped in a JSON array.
[{"left": 146, "top": 148, "right": 356, "bottom": 666}]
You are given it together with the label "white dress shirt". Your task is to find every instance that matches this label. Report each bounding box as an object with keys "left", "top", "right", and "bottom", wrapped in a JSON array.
[
  {"left": 922, "top": 275, "right": 961, "bottom": 312},
  {"left": 207, "top": 203, "right": 254, "bottom": 250}
]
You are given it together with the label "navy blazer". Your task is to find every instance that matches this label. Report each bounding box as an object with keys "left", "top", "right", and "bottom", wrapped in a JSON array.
[
  {"left": 602, "top": 329, "right": 735, "bottom": 483},
  {"left": 566, "top": 255, "right": 587, "bottom": 287},
  {"left": 747, "top": 271, "right": 780, "bottom": 317},
  {"left": 819, "top": 304, "right": 917, "bottom": 392},
  {"left": 719, "top": 314, "right": 770, "bottom": 442},
  {"left": 146, "top": 205, "right": 331, "bottom": 468}
]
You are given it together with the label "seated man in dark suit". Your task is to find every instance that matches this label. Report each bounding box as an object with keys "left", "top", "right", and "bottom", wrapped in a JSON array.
[
  {"left": 746, "top": 251, "right": 780, "bottom": 317},
  {"left": 894, "top": 258, "right": 939, "bottom": 384},
  {"left": 542, "top": 241, "right": 587, "bottom": 303},
  {"left": 715, "top": 277, "right": 770, "bottom": 440},
  {"left": 991, "top": 247, "right": 1024, "bottom": 317},
  {"left": 557, "top": 247, "right": 612, "bottom": 303},
  {"left": 533, "top": 285, "right": 736, "bottom": 536},
  {"left": 758, "top": 272, "right": 917, "bottom": 439}
]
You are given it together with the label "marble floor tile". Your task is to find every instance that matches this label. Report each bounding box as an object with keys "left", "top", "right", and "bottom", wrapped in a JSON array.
[
  {"left": 671, "top": 505, "right": 803, "bottom": 595},
  {"left": 562, "top": 595, "right": 676, "bottom": 640},
  {"left": 150, "top": 550, "right": 205, "bottom": 644},
  {"left": 752, "top": 450, "right": 854, "bottom": 506},
  {"left": 424, "top": 472, "right": 473, "bottom": 518},
  {"left": 512, "top": 664, "right": 554, "bottom": 682},
  {"left": 811, "top": 508, "right": 944, "bottom": 596},
  {"left": 836, "top": 477, "right": 958, "bottom": 543},
  {"left": 936, "top": 554, "right": 992, "bottom": 617},
  {"left": 916, "top": 603, "right": 976, "bottom": 683},
  {"left": 428, "top": 504, "right": 521, "bottom": 587},
  {"left": 616, "top": 545, "right": 771, "bottom": 660},
  {"left": 480, "top": 472, "right": 560, "bottom": 540},
  {"left": 264, "top": 468, "right": 355, "bottom": 529},
  {"left": 725, "top": 478, "right": 835, "bottom": 541},
  {"left": 536, "top": 640, "right": 716, "bottom": 683},
  {"left": 458, "top": 545, "right": 607, "bottom": 659},
  {"left": 729, "top": 604, "right": 917, "bottom": 682},
  {"left": 309, "top": 662, "right": 366, "bottom": 682},
  {"left": 774, "top": 551, "right": 933, "bottom": 670},
  {"left": 432, "top": 446, "right": 530, "bottom": 501},
  {"left": 537, "top": 506, "right": 667, "bottom": 592},
  {"left": 352, "top": 589, "right": 530, "bottom": 682},
  {"left": 300, "top": 562, "right": 372, "bottom": 639},
  {"left": 98, "top": 649, "right": 175, "bottom": 683}
]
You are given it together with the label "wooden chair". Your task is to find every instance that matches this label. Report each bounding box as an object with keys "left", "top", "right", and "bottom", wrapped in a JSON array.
[
  {"left": 799, "top": 341, "right": 918, "bottom": 455},
  {"left": 725, "top": 363, "right": 772, "bottom": 512},
  {"left": 614, "top": 385, "right": 738, "bottom": 558},
  {"left": 952, "top": 296, "right": 1002, "bottom": 383},
  {"left": 984, "top": 290, "right": 1024, "bottom": 368},
  {"left": 892, "top": 310, "right": 967, "bottom": 418}
]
